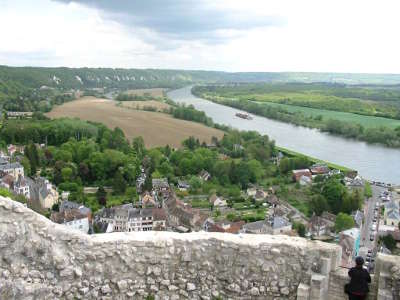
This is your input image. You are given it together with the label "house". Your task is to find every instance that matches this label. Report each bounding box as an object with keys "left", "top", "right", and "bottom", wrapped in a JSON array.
[
  {"left": 246, "top": 187, "right": 257, "bottom": 197},
  {"left": 268, "top": 216, "right": 292, "bottom": 235},
  {"left": 339, "top": 228, "right": 361, "bottom": 267},
  {"left": 308, "top": 214, "right": 332, "bottom": 237},
  {"left": 209, "top": 194, "right": 227, "bottom": 207},
  {"left": 51, "top": 209, "right": 90, "bottom": 234},
  {"left": 292, "top": 169, "right": 312, "bottom": 182},
  {"left": 321, "top": 211, "right": 337, "bottom": 223},
  {"left": 299, "top": 175, "right": 312, "bottom": 186},
  {"left": 136, "top": 172, "right": 146, "bottom": 193},
  {"left": 6, "top": 111, "right": 33, "bottom": 119},
  {"left": 241, "top": 220, "right": 270, "bottom": 234},
  {"left": 152, "top": 208, "right": 167, "bottom": 230},
  {"left": 152, "top": 178, "right": 169, "bottom": 192},
  {"left": 165, "top": 196, "right": 208, "bottom": 231},
  {"left": 13, "top": 176, "right": 30, "bottom": 199},
  {"left": 96, "top": 204, "right": 154, "bottom": 232},
  {"left": 265, "top": 195, "right": 280, "bottom": 207},
  {"left": 344, "top": 175, "right": 364, "bottom": 187},
  {"left": 0, "top": 174, "right": 15, "bottom": 189},
  {"left": 310, "top": 163, "right": 330, "bottom": 175},
  {"left": 29, "top": 177, "right": 59, "bottom": 209},
  {"left": 352, "top": 210, "right": 364, "bottom": 228},
  {"left": 384, "top": 201, "right": 400, "bottom": 227},
  {"left": 7, "top": 144, "right": 24, "bottom": 156},
  {"left": 199, "top": 170, "right": 211, "bottom": 181},
  {"left": 0, "top": 162, "right": 24, "bottom": 178},
  {"left": 205, "top": 219, "right": 244, "bottom": 234},
  {"left": 61, "top": 191, "right": 70, "bottom": 201},
  {"left": 177, "top": 180, "right": 190, "bottom": 191},
  {"left": 254, "top": 189, "right": 268, "bottom": 201},
  {"left": 140, "top": 191, "right": 157, "bottom": 207},
  {"left": 60, "top": 201, "right": 92, "bottom": 220},
  {"left": 247, "top": 186, "right": 268, "bottom": 201}
]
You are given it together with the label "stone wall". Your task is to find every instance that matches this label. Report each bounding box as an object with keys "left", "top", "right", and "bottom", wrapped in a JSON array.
[{"left": 0, "top": 197, "right": 398, "bottom": 300}]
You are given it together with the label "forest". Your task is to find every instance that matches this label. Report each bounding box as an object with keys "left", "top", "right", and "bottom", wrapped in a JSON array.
[{"left": 0, "top": 115, "right": 362, "bottom": 226}]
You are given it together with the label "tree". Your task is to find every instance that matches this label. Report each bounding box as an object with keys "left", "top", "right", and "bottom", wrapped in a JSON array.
[
  {"left": 310, "top": 195, "right": 329, "bottom": 216},
  {"left": 381, "top": 235, "right": 396, "bottom": 251},
  {"left": 143, "top": 174, "right": 153, "bottom": 192},
  {"left": 364, "top": 182, "right": 372, "bottom": 198},
  {"left": 293, "top": 222, "right": 306, "bottom": 237},
  {"left": 322, "top": 179, "right": 347, "bottom": 214},
  {"left": 113, "top": 170, "right": 127, "bottom": 194},
  {"left": 61, "top": 167, "right": 73, "bottom": 182},
  {"left": 125, "top": 186, "right": 138, "bottom": 203},
  {"left": 96, "top": 186, "right": 107, "bottom": 206},
  {"left": 25, "top": 142, "right": 40, "bottom": 176},
  {"left": 335, "top": 213, "right": 355, "bottom": 232},
  {"left": 132, "top": 136, "right": 145, "bottom": 158}
]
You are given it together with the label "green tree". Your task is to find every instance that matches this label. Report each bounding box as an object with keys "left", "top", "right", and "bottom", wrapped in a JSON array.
[
  {"left": 310, "top": 195, "right": 329, "bottom": 216},
  {"left": 113, "top": 170, "right": 127, "bottom": 194},
  {"left": 96, "top": 186, "right": 107, "bottom": 206},
  {"left": 25, "top": 142, "right": 40, "bottom": 176},
  {"left": 335, "top": 213, "right": 355, "bottom": 232},
  {"left": 61, "top": 167, "right": 73, "bottom": 182},
  {"left": 293, "top": 222, "right": 306, "bottom": 237},
  {"left": 381, "top": 235, "right": 396, "bottom": 251},
  {"left": 322, "top": 179, "right": 347, "bottom": 214},
  {"left": 132, "top": 136, "right": 145, "bottom": 158},
  {"left": 364, "top": 182, "right": 372, "bottom": 198}
]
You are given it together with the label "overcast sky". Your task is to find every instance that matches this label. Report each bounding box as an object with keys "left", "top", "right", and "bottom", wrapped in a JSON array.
[{"left": 1, "top": 0, "right": 399, "bottom": 73}]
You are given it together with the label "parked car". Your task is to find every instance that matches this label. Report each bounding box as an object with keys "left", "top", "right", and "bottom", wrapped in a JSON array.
[{"left": 370, "top": 235, "right": 374, "bottom": 241}]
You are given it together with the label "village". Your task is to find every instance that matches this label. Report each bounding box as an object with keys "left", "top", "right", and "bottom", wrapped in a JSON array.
[{"left": 1, "top": 140, "right": 399, "bottom": 273}]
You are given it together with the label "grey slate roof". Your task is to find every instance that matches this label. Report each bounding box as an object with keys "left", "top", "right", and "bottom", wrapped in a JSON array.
[
  {"left": 271, "top": 216, "right": 291, "bottom": 229},
  {"left": 98, "top": 204, "right": 152, "bottom": 220},
  {"left": 0, "top": 162, "right": 23, "bottom": 171}
]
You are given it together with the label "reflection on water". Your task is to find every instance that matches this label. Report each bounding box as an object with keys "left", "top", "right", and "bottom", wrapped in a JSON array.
[{"left": 168, "top": 86, "right": 400, "bottom": 184}]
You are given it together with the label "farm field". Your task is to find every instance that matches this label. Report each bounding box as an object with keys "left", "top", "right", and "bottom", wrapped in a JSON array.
[
  {"left": 119, "top": 100, "right": 171, "bottom": 112},
  {"left": 46, "top": 96, "right": 223, "bottom": 148},
  {"left": 258, "top": 101, "right": 400, "bottom": 129}
]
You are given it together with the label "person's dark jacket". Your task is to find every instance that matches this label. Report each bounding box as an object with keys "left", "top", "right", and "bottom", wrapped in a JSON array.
[{"left": 348, "top": 266, "right": 371, "bottom": 295}]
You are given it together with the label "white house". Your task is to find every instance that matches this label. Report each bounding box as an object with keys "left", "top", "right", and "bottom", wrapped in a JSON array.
[
  {"left": 50, "top": 209, "right": 90, "bottom": 234},
  {"left": 0, "top": 162, "right": 24, "bottom": 178},
  {"left": 13, "top": 176, "right": 30, "bottom": 199},
  {"left": 209, "top": 194, "right": 227, "bottom": 207}
]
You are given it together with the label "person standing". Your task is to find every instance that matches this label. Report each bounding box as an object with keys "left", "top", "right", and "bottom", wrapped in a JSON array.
[{"left": 346, "top": 256, "right": 371, "bottom": 300}]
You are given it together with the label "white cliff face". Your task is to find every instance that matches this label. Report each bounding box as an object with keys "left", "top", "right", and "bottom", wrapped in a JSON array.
[{"left": 0, "top": 196, "right": 398, "bottom": 300}]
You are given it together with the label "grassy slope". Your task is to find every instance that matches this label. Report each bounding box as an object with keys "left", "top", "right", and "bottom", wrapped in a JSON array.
[{"left": 276, "top": 146, "right": 353, "bottom": 172}]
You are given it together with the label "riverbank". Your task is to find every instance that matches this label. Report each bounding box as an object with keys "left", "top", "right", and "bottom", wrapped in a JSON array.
[
  {"left": 276, "top": 146, "right": 354, "bottom": 173},
  {"left": 192, "top": 86, "right": 400, "bottom": 149},
  {"left": 167, "top": 86, "right": 400, "bottom": 183}
]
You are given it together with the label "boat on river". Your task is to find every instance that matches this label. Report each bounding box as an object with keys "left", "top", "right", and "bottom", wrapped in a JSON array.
[{"left": 235, "top": 112, "right": 253, "bottom": 120}]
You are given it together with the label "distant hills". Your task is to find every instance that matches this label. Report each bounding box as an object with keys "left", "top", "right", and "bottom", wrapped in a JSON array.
[
  {"left": 2, "top": 65, "right": 400, "bottom": 92},
  {"left": 1, "top": 65, "right": 400, "bottom": 112}
]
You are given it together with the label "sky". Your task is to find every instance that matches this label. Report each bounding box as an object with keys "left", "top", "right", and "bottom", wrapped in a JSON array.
[{"left": 0, "top": 0, "right": 400, "bottom": 73}]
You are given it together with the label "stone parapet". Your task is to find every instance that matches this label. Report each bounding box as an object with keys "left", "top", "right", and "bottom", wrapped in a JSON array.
[{"left": 0, "top": 197, "right": 398, "bottom": 299}]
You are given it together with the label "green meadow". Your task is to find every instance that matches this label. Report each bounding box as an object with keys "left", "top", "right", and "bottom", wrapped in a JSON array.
[{"left": 258, "top": 101, "right": 400, "bottom": 129}]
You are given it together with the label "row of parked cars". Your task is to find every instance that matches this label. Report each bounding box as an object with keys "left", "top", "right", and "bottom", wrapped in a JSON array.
[
  {"left": 370, "top": 202, "right": 380, "bottom": 241},
  {"left": 371, "top": 181, "right": 392, "bottom": 188}
]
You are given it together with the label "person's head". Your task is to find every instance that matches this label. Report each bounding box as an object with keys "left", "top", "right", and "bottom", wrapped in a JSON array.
[{"left": 355, "top": 256, "right": 364, "bottom": 267}]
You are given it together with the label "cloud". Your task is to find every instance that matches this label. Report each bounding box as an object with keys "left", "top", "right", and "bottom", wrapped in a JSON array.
[{"left": 54, "top": 0, "right": 285, "bottom": 43}]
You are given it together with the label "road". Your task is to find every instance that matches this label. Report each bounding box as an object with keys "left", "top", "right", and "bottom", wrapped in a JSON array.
[{"left": 359, "top": 185, "right": 388, "bottom": 270}]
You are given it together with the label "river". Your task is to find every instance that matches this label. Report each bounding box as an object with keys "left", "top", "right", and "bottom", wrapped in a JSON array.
[{"left": 167, "top": 86, "right": 400, "bottom": 184}]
